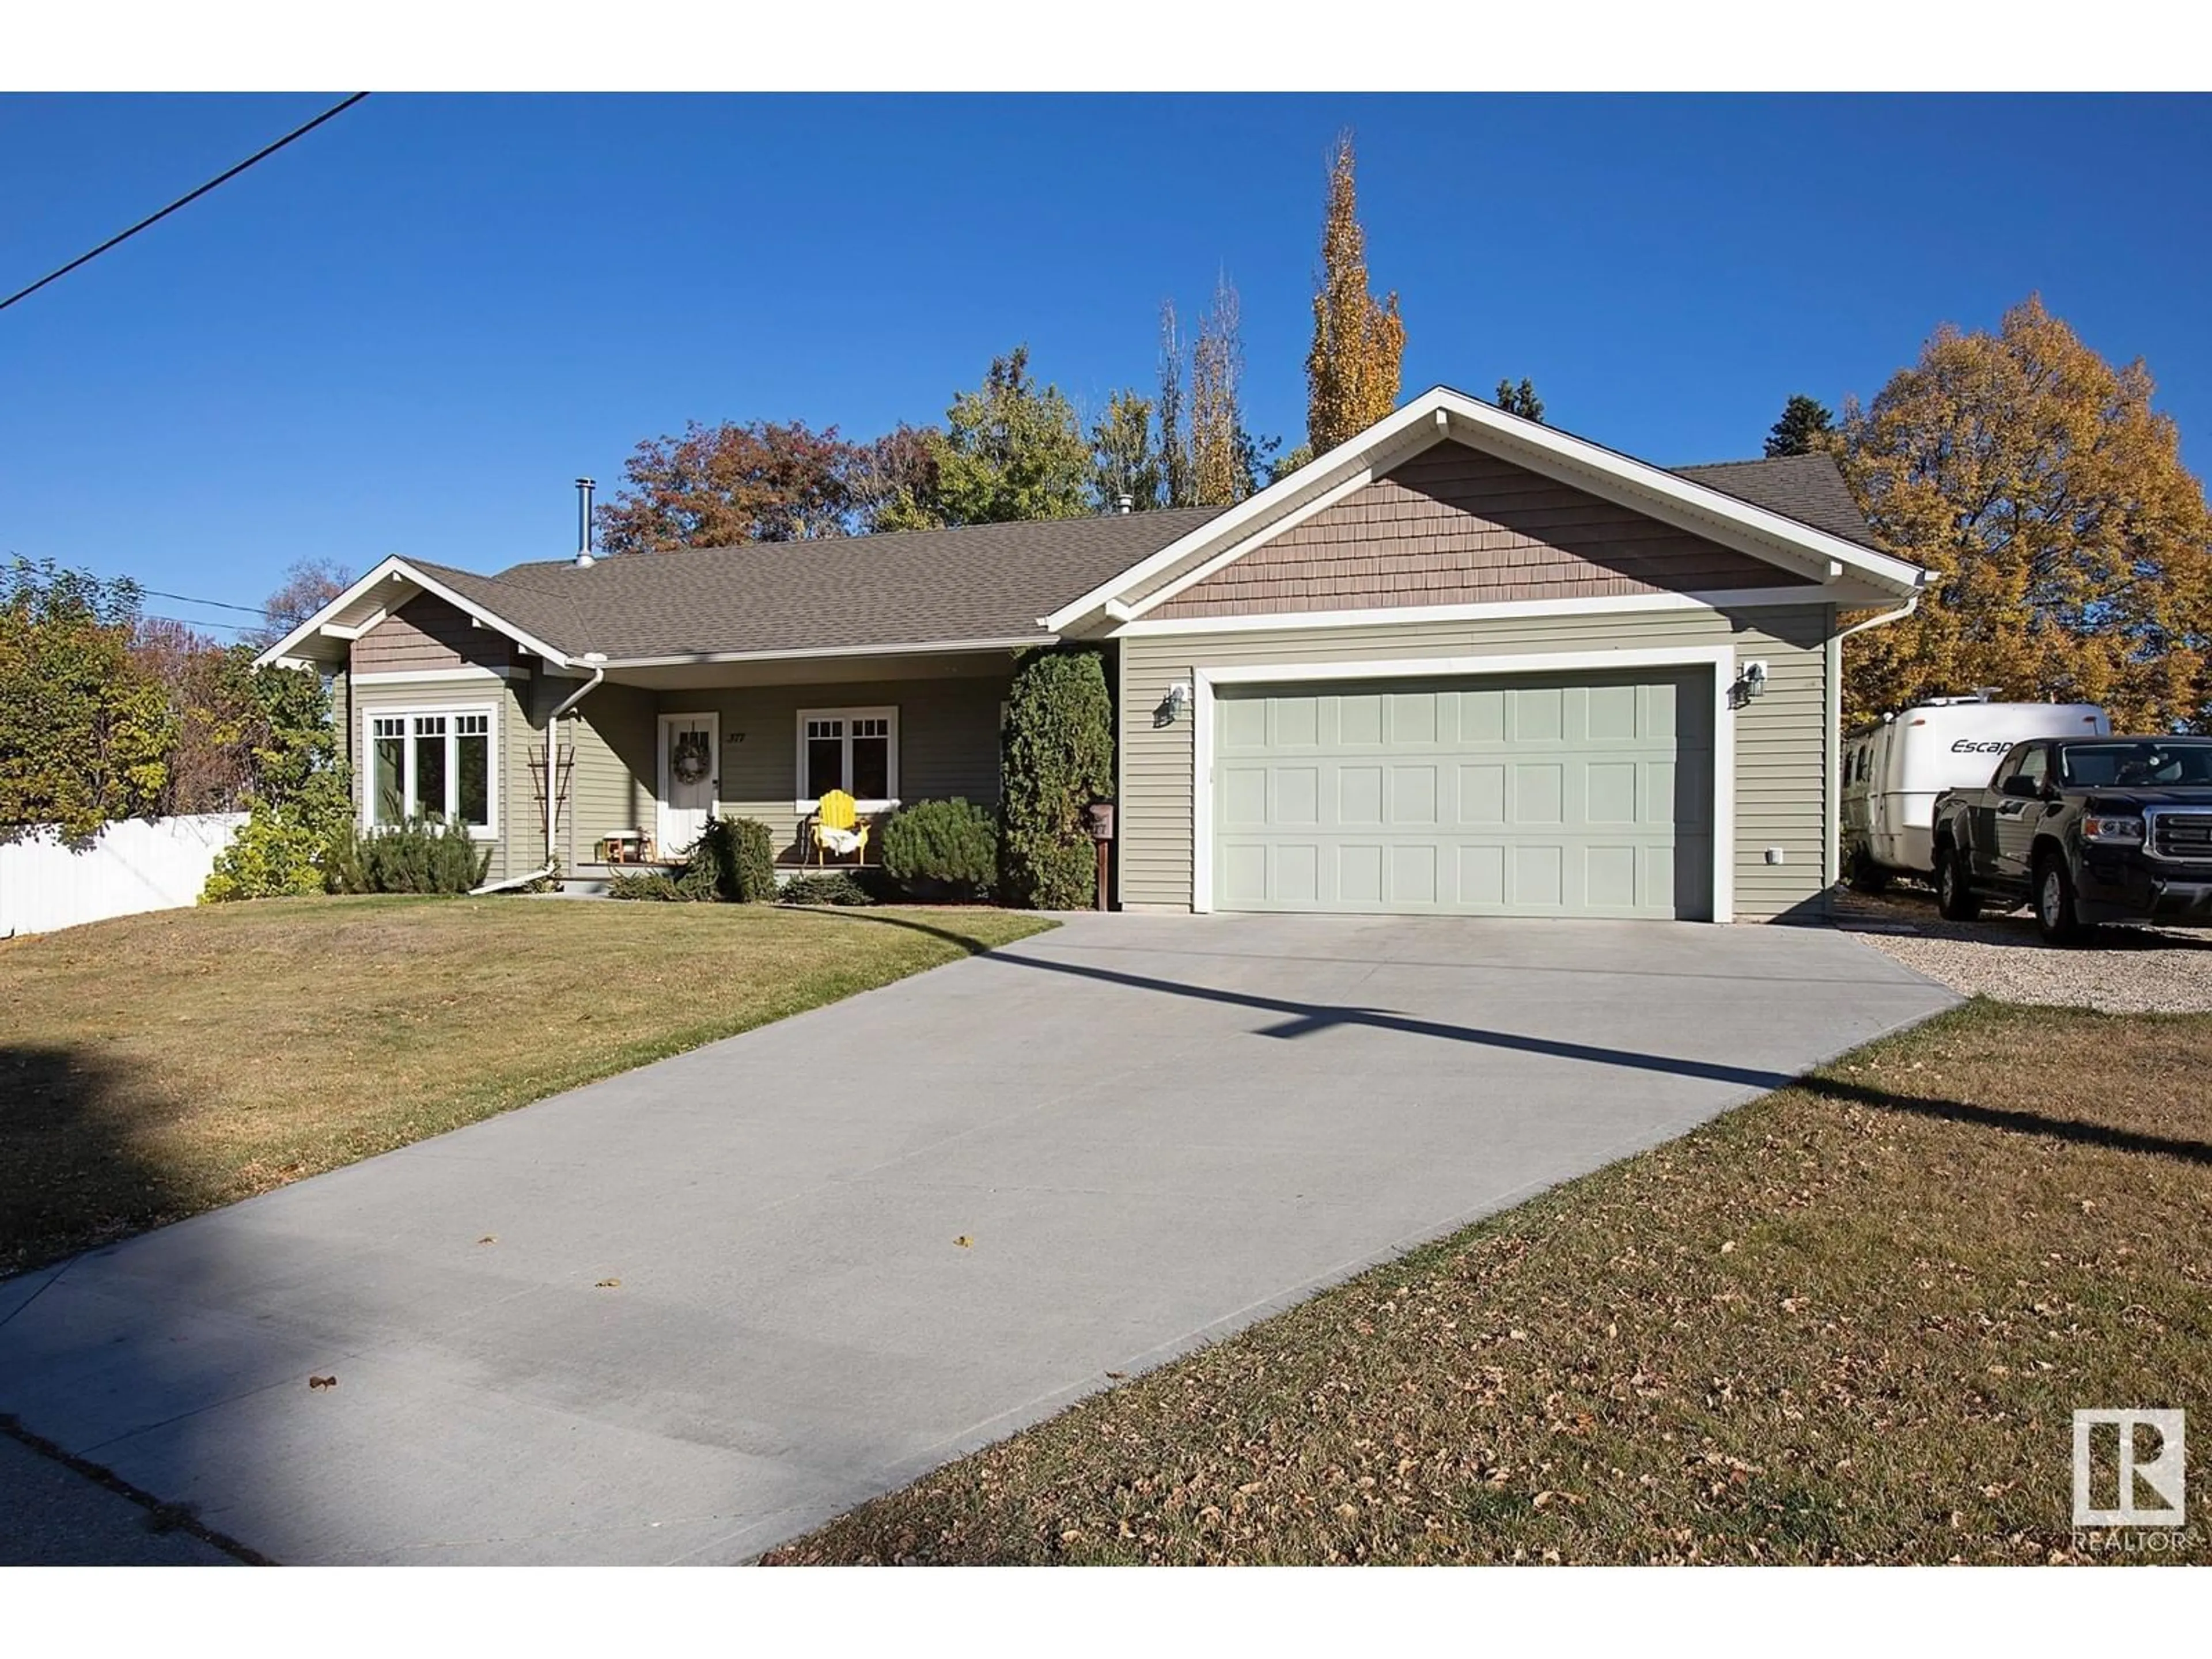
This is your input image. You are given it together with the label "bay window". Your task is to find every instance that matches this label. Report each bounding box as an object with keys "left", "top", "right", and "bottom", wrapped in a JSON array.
[
  {"left": 795, "top": 706, "right": 899, "bottom": 809},
  {"left": 366, "top": 707, "right": 495, "bottom": 834}
]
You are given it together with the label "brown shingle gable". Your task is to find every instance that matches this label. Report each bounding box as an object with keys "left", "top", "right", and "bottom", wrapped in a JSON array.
[{"left": 1150, "top": 444, "right": 1811, "bottom": 621}]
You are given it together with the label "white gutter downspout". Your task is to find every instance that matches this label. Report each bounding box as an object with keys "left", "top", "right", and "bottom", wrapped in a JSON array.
[
  {"left": 1825, "top": 590, "right": 1922, "bottom": 892},
  {"left": 471, "top": 652, "right": 607, "bottom": 895},
  {"left": 1836, "top": 592, "right": 1921, "bottom": 643}
]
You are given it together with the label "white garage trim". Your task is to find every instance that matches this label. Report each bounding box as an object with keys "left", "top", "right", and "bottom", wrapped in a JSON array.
[
  {"left": 1115, "top": 588, "right": 1835, "bottom": 638},
  {"left": 1190, "top": 644, "right": 1737, "bottom": 922}
]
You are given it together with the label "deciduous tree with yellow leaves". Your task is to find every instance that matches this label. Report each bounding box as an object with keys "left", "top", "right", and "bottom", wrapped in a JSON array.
[
  {"left": 1839, "top": 296, "right": 2211, "bottom": 734},
  {"left": 1304, "top": 130, "right": 1406, "bottom": 456}
]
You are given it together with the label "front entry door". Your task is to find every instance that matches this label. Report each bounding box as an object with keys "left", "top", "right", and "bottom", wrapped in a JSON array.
[{"left": 657, "top": 712, "right": 718, "bottom": 855}]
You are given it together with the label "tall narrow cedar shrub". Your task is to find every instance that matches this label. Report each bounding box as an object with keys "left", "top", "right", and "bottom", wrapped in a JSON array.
[{"left": 998, "top": 648, "right": 1113, "bottom": 910}]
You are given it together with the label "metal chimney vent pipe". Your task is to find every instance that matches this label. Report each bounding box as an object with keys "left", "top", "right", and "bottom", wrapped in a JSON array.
[
  {"left": 1116, "top": 492, "right": 1134, "bottom": 515},
  {"left": 574, "top": 477, "right": 597, "bottom": 567}
]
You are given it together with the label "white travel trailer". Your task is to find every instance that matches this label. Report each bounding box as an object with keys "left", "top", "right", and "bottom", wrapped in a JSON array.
[{"left": 1840, "top": 695, "right": 2111, "bottom": 889}]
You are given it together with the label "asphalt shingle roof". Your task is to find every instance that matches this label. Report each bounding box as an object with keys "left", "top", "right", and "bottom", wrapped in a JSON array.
[
  {"left": 1669, "top": 453, "right": 1879, "bottom": 550},
  {"left": 408, "top": 453, "right": 1874, "bottom": 661},
  {"left": 441, "top": 507, "right": 1225, "bottom": 661}
]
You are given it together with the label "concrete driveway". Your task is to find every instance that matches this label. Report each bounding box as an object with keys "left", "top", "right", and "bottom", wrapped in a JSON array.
[{"left": 0, "top": 911, "right": 1953, "bottom": 1565}]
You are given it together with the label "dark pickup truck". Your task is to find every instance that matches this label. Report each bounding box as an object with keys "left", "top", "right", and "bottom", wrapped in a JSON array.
[{"left": 1930, "top": 736, "right": 2212, "bottom": 943}]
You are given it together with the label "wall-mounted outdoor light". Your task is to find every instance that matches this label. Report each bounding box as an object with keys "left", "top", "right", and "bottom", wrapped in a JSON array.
[
  {"left": 1730, "top": 660, "right": 1770, "bottom": 709},
  {"left": 1154, "top": 680, "right": 1192, "bottom": 728}
]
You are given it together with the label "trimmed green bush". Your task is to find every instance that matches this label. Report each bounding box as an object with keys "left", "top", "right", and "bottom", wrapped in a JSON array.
[
  {"left": 777, "top": 872, "right": 874, "bottom": 907},
  {"left": 878, "top": 797, "right": 997, "bottom": 901},
  {"left": 606, "top": 869, "right": 688, "bottom": 901},
  {"left": 998, "top": 647, "right": 1113, "bottom": 910},
  {"left": 328, "top": 818, "right": 490, "bottom": 895}
]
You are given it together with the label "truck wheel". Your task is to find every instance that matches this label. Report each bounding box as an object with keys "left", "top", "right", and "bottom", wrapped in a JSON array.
[
  {"left": 1936, "top": 846, "right": 1981, "bottom": 921},
  {"left": 2035, "top": 852, "right": 2094, "bottom": 946},
  {"left": 1847, "top": 846, "right": 1892, "bottom": 895}
]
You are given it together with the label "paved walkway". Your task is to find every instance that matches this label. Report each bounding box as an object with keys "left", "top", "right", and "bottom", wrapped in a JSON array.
[{"left": 0, "top": 912, "right": 1955, "bottom": 1564}]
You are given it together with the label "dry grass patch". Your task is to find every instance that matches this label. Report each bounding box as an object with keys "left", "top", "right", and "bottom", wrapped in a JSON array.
[
  {"left": 768, "top": 1002, "right": 2211, "bottom": 1566},
  {"left": 1, "top": 896, "right": 1050, "bottom": 1272}
]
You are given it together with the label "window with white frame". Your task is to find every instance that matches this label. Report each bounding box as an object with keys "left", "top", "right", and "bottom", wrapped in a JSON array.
[
  {"left": 367, "top": 707, "right": 495, "bottom": 834},
  {"left": 795, "top": 707, "right": 898, "bottom": 808}
]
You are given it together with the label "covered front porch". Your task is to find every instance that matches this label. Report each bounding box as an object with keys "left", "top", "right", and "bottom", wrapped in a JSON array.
[{"left": 549, "top": 646, "right": 1020, "bottom": 876}]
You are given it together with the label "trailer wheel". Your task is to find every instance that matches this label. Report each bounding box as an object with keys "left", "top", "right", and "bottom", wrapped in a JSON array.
[{"left": 1846, "top": 846, "right": 1892, "bottom": 895}]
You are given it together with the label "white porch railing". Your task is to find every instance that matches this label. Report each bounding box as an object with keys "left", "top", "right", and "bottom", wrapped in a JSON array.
[{"left": 0, "top": 812, "right": 247, "bottom": 938}]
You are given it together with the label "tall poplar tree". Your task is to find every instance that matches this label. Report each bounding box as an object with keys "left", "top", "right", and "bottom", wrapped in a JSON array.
[
  {"left": 1190, "top": 274, "right": 1250, "bottom": 507},
  {"left": 1158, "top": 300, "right": 1192, "bottom": 509},
  {"left": 1304, "top": 130, "right": 1406, "bottom": 454}
]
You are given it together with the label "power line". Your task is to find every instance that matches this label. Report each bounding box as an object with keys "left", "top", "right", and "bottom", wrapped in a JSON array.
[
  {"left": 1, "top": 93, "right": 371, "bottom": 315},
  {"left": 142, "top": 612, "right": 260, "bottom": 635},
  {"left": 139, "top": 587, "right": 271, "bottom": 617}
]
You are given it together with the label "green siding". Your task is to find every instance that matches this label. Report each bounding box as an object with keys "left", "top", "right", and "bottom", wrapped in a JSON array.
[
  {"left": 1119, "top": 603, "right": 1835, "bottom": 922},
  {"left": 563, "top": 681, "right": 658, "bottom": 867},
  {"left": 672, "top": 673, "right": 1012, "bottom": 861}
]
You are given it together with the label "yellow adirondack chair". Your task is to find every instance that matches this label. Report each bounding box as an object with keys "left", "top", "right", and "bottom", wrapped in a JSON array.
[{"left": 809, "top": 789, "right": 871, "bottom": 865}]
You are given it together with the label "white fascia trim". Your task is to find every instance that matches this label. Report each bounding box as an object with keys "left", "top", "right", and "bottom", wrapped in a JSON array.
[
  {"left": 599, "top": 636, "right": 1047, "bottom": 671},
  {"left": 1113, "top": 587, "right": 1838, "bottom": 638},
  {"left": 351, "top": 665, "right": 529, "bottom": 685},
  {"left": 319, "top": 607, "right": 387, "bottom": 641},
  {"left": 1189, "top": 643, "right": 1737, "bottom": 924},
  {"left": 254, "top": 555, "right": 573, "bottom": 671},
  {"left": 1045, "top": 385, "right": 1923, "bottom": 632}
]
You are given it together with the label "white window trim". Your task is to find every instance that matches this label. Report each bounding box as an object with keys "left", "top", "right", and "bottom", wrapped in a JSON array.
[
  {"left": 361, "top": 700, "right": 499, "bottom": 840},
  {"left": 1189, "top": 645, "right": 1736, "bottom": 922},
  {"left": 793, "top": 705, "right": 900, "bottom": 813}
]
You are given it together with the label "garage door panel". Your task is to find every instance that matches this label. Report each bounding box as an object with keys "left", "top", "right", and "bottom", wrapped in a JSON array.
[
  {"left": 1389, "top": 764, "right": 1440, "bottom": 825},
  {"left": 1585, "top": 760, "right": 1638, "bottom": 824},
  {"left": 1276, "top": 843, "right": 1320, "bottom": 904},
  {"left": 1221, "top": 765, "right": 1268, "bottom": 828},
  {"left": 1274, "top": 766, "right": 1321, "bottom": 825},
  {"left": 1339, "top": 843, "right": 1382, "bottom": 903},
  {"left": 1389, "top": 692, "right": 1439, "bottom": 745},
  {"left": 1512, "top": 762, "right": 1564, "bottom": 825},
  {"left": 1214, "top": 668, "right": 1714, "bottom": 921},
  {"left": 1458, "top": 763, "right": 1506, "bottom": 825}
]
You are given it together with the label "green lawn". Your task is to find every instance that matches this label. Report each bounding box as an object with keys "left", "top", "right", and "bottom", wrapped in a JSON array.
[
  {"left": 767, "top": 1002, "right": 2212, "bottom": 1565},
  {"left": 0, "top": 896, "right": 1051, "bottom": 1274}
]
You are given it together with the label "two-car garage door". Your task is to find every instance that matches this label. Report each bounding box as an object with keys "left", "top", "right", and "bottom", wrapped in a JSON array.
[{"left": 1211, "top": 668, "right": 1714, "bottom": 919}]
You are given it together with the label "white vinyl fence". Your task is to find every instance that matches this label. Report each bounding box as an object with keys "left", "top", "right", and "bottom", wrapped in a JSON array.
[{"left": 0, "top": 812, "right": 247, "bottom": 938}]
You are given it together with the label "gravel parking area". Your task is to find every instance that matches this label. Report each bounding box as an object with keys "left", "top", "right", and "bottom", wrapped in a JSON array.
[{"left": 1832, "top": 885, "right": 2212, "bottom": 1013}]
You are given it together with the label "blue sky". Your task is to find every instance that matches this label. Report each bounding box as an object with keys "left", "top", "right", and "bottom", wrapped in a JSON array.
[{"left": 3, "top": 93, "right": 2207, "bottom": 638}]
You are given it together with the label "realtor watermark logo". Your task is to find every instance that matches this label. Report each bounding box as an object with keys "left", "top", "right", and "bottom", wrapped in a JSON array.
[{"left": 2073, "top": 1409, "right": 2187, "bottom": 1529}]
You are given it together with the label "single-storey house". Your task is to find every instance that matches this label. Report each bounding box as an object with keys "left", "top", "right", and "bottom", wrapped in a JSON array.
[{"left": 261, "top": 386, "right": 1925, "bottom": 921}]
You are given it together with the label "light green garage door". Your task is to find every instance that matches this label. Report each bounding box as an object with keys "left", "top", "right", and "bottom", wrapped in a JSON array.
[{"left": 1212, "top": 669, "right": 1714, "bottom": 919}]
